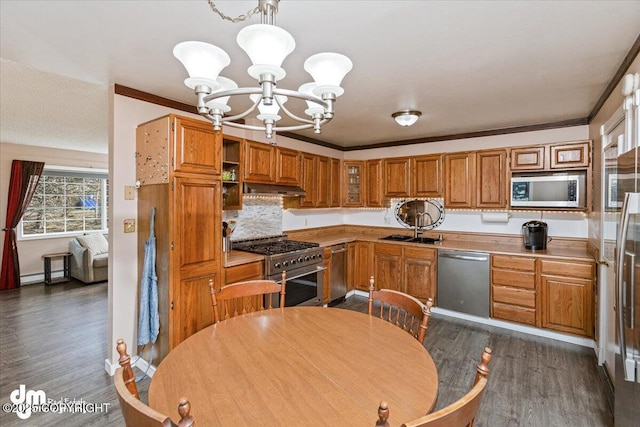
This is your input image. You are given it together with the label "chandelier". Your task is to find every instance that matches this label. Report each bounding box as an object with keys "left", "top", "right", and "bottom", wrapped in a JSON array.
[{"left": 173, "top": 0, "right": 353, "bottom": 139}]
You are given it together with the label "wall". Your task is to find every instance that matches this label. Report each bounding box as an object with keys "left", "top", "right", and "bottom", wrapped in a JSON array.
[{"left": 0, "top": 142, "right": 107, "bottom": 281}]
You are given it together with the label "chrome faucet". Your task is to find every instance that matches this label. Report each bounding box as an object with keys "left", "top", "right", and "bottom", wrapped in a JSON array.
[{"left": 414, "top": 212, "right": 426, "bottom": 238}]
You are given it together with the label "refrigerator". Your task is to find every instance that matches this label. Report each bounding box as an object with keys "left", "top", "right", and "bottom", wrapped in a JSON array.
[{"left": 614, "top": 76, "right": 640, "bottom": 426}]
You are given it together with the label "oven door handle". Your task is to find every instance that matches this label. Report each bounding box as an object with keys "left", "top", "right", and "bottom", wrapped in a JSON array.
[{"left": 277, "top": 266, "right": 327, "bottom": 282}]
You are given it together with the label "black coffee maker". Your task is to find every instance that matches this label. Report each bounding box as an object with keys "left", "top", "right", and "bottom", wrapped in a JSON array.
[{"left": 522, "top": 221, "right": 548, "bottom": 250}]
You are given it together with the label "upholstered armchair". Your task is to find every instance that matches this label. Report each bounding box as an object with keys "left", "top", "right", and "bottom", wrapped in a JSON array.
[{"left": 69, "top": 233, "right": 108, "bottom": 283}]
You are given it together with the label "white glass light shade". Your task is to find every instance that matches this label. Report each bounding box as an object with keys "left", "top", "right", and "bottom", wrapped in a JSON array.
[
  {"left": 304, "top": 52, "right": 352, "bottom": 97},
  {"left": 237, "top": 24, "right": 295, "bottom": 81},
  {"left": 173, "top": 41, "right": 230, "bottom": 90},
  {"left": 392, "top": 111, "right": 422, "bottom": 127},
  {"left": 250, "top": 94, "right": 288, "bottom": 121},
  {"left": 298, "top": 83, "right": 324, "bottom": 116},
  {"left": 205, "top": 77, "right": 238, "bottom": 112}
]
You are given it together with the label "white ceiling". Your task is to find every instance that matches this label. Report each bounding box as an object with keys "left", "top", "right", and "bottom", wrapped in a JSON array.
[{"left": 1, "top": 1, "right": 639, "bottom": 153}]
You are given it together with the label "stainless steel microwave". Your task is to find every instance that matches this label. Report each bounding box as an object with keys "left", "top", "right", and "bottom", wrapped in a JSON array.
[{"left": 510, "top": 173, "right": 586, "bottom": 208}]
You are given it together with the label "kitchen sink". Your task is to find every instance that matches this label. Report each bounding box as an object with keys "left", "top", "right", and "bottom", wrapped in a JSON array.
[
  {"left": 379, "top": 235, "right": 413, "bottom": 242},
  {"left": 379, "top": 235, "right": 442, "bottom": 244}
]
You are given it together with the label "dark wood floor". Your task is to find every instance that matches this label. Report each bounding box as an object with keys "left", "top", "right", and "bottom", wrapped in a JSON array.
[{"left": 0, "top": 281, "right": 612, "bottom": 426}]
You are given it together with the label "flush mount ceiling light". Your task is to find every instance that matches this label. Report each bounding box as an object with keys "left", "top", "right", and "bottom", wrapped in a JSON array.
[
  {"left": 392, "top": 110, "right": 422, "bottom": 127},
  {"left": 174, "top": 0, "right": 353, "bottom": 140}
]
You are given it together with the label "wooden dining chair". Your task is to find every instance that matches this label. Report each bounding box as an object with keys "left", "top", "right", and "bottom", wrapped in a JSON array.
[
  {"left": 114, "top": 339, "right": 194, "bottom": 427},
  {"left": 209, "top": 271, "right": 286, "bottom": 323},
  {"left": 368, "top": 276, "right": 434, "bottom": 344},
  {"left": 376, "top": 347, "right": 493, "bottom": 427}
]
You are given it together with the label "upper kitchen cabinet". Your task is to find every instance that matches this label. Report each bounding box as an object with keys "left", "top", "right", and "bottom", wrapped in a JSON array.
[
  {"left": 550, "top": 142, "right": 590, "bottom": 169},
  {"left": 412, "top": 154, "right": 443, "bottom": 198},
  {"left": 316, "top": 156, "right": 331, "bottom": 208},
  {"left": 222, "top": 135, "right": 243, "bottom": 210},
  {"left": 445, "top": 152, "right": 476, "bottom": 208},
  {"left": 299, "top": 153, "right": 317, "bottom": 208},
  {"left": 366, "top": 159, "right": 384, "bottom": 207},
  {"left": 510, "top": 140, "right": 591, "bottom": 171},
  {"left": 330, "top": 158, "right": 342, "bottom": 207},
  {"left": 384, "top": 157, "right": 411, "bottom": 198},
  {"left": 275, "top": 146, "right": 301, "bottom": 185},
  {"left": 343, "top": 161, "right": 365, "bottom": 207},
  {"left": 243, "top": 140, "right": 276, "bottom": 183},
  {"left": 476, "top": 149, "right": 507, "bottom": 208},
  {"left": 136, "top": 114, "right": 221, "bottom": 184}
]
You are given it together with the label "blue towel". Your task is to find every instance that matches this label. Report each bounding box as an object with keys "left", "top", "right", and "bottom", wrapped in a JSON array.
[{"left": 138, "top": 208, "right": 159, "bottom": 345}]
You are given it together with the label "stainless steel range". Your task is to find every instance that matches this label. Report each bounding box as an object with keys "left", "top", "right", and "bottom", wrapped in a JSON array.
[{"left": 232, "top": 236, "right": 325, "bottom": 307}]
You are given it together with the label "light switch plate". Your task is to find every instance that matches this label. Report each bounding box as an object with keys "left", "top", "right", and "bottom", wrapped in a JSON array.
[{"left": 124, "top": 186, "right": 135, "bottom": 200}]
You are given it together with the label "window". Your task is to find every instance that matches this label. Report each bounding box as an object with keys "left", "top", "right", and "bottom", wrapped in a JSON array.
[{"left": 19, "top": 167, "right": 108, "bottom": 239}]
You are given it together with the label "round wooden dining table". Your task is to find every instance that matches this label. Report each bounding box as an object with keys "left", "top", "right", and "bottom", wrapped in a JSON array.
[{"left": 149, "top": 306, "right": 439, "bottom": 426}]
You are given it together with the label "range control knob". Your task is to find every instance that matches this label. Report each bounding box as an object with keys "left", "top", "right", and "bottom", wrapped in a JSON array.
[
  {"left": 298, "top": 257, "right": 304, "bottom": 263},
  {"left": 304, "top": 256, "right": 310, "bottom": 262},
  {"left": 317, "top": 253, "right": 323, "bottom": 259},
  {"left": 283, "top": 261, "right": 289, "bottom": 267},
  {"left": 290, "top": 259, "right": 297, "bottom": 265},
  {"left": 274, "top": 262, "right": 281, "bottom": 269}
]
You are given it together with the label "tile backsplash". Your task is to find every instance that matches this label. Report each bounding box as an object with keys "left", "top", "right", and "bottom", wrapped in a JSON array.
[{"left": 223, "top": 196, "right": 283, "bottom": 241}]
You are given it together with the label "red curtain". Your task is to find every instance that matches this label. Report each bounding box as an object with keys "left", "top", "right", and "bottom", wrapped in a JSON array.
[{"left": 1, "top": 160, "right": 45, "bottom": 290}]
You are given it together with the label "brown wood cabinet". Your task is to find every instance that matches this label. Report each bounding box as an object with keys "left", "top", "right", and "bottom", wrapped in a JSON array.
[
  {"left": 366, "top": 159, "right": 384, "bottom": 207},
  {"left": 403, "top": 247, "right": 437, "bottom": 302},
  {"left": 323, "top": 247, "right": 332, "bottom": 304},
  {"left": 330, "top": 158, "right": 342, "bottom": 207},
  {"left": 490, "top": 255, "right": 537, "bottom": 327},
  {"left": 347, "top": 241, "right": 373, "bottom": 291},
  {"left": 243, "top": 140, "right": 276, "bottom": 183},
  {"left": 550, "top": 142, "right": 590, "bottom": 169},
  {"left": 275, "top": 147, "right": 301, "bottom": 186},
  {"left": 510, "top": 141, "right": 591, "bottom": 171},
  {"left": 343, "top": 161, "right": 365, "bottom": 207},
  {"left": 540, "top": 259, "right": 594, "bottom": 337},
  {"left": 476, "top": 150, "right": 507, "bottom": 208},
  {"left": 412, "top": 154, "right": 443, "bottom": 198},
  {"left": 137, "top": 116, "right": 222, "bottom": 362},
  {"left": 299, "top": 153, "right": 317, "bottom": 208},
  {"left": 224, "top": 261, "right": 263, "bottom": 285},
  {"left": 316, "top": 156, "right": 331, "bottom": 208},
  {"left": 222, "top": 135, "right": 243, "bottom": 210},
  {"left": 445, "top": 152, "right": 476, "bottom": 208},
  {"left": 490, "top": 254, "right": 595, "bottom": 337},
  {"left": 384, "top": 158, "right": 411, "bottom": 198},
  {"left": 374, "top": 243, "right": 403, "bottom": 292}
]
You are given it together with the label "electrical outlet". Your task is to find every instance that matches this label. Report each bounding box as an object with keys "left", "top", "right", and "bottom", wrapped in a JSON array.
[
  {"left": 304, "top": 218, "right": 308, "bottom": 226},
  {"left": 124, "top": 186, "right": 136, "bottom": 200}
]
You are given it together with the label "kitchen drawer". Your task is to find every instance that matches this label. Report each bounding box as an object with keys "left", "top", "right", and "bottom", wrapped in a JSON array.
[
  {"left": 492, "top": 302, "right": 536, "bottom": 326},
  {"left": 492, "top": 286, "right": 535, "bottom": 308},
  {"left": 374, "top": 242, "right": 403, "bottom": 256},
  {"left": 491, "top": 268, "right": 536, "bottom": 289},
  {"left": 541, "top": 260, "right": 593, "bottom": 280},
  {"left": 224, "top": 261, "right": 264, "bottom": 285},
  {"left": 492, "top": 255, "right": 535, "bottom": 272}
]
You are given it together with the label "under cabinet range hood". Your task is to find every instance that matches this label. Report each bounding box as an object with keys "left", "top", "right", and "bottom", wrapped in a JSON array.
[{"left": 242, "top": 182, "right": 306, "bottom": 197}]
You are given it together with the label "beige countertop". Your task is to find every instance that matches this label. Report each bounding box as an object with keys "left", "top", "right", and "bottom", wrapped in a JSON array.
[{"left": 224, "top": 228, "right": 594, "bottom": 267}]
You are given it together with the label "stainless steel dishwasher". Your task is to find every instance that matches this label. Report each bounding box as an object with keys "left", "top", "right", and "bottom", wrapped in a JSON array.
[
  {"left": 328, "top": 243, "right": 347, "bottom": 305},
  {"left": 437, "top": 249, "right": 490, "bottom": 317}
]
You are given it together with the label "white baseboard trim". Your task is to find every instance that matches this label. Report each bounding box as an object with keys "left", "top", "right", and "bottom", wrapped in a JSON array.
[
  {"left": 104, "top": 358, "right": 119, "bottom": 376},
  {"left": 132, "top": 356, "right": 156, "bottom": 378},
  {"left": 20, "top": 271, "right": 64, "bottom": 285},
  {"left": 431, "top": 307, "right": 595, "bottom": 348},
  {"left": 347, "top": 292, "right": 594, "bottom": 348}
]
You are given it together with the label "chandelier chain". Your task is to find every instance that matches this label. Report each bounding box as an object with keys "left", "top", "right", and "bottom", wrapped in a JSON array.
[{"left": 206, "top": 0, "right": 260, "bottom": 23}]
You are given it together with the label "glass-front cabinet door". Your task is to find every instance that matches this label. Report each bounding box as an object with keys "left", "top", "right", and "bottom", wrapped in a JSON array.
[{"left": 343, "top": 161, "right": 364, "bottom": 207}]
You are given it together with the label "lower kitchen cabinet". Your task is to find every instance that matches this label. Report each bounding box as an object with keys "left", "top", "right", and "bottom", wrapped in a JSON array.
[
  {"left": 224, "top": 261, "right": 263, "bottom": 285},
  {"left": 323, "top": 247, "right": 331, "bottom": 304},
  {"left": 490, "top": 254, "right": 595, "bottom": 337},
  {"left": 347, "top": 241, "right": 373, "bottom": 291},
  {"left": 374, "top": 243, "right": 403, "bottom": 291},
  {"left": 403, "top": 247, "right": 437, "bottom": 302},
  {"left": 173, "top": 274, "right": 218, "bottom": 346},
  {"left": 490, "top": 255, "right": 537, "bottom": 326},
  {"left": 540, "top": 259, "right": 594, "bottom": 337}
]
